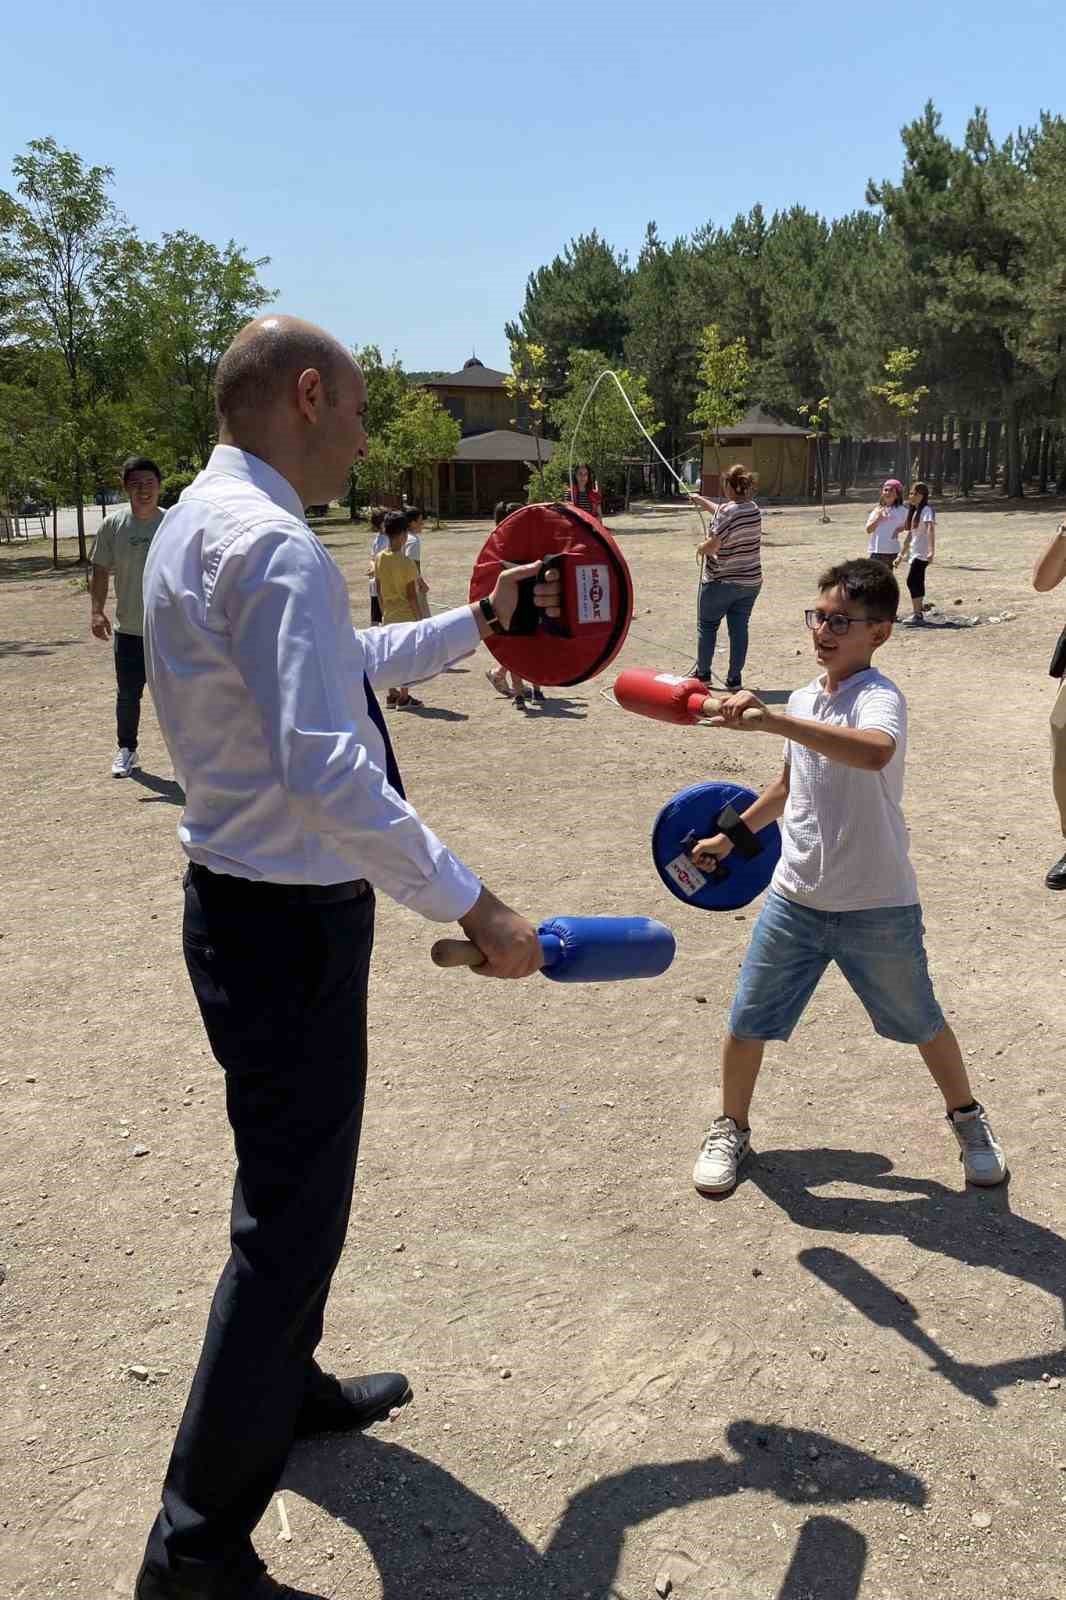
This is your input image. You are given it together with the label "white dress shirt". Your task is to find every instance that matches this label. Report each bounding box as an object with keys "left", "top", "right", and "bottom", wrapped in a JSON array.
[{"left": 142, "top": 446, "right": 482, "bottom": 921}]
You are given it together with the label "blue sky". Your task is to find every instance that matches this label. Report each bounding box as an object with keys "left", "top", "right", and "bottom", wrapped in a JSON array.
[{"left": 3, "top": 0, "right": 1061, "bottom": 372}]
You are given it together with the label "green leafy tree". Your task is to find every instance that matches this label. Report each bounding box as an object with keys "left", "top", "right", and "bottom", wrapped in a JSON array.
[
  {"left": 548, "top": 348, "right": 661, "bottom": 497},
  {"left": 347, "top": 345, "right": 409, "bottom": 514},
  {"left": 0, "top": 137, "right": 137, "bottom": 559},
  {"left": 504, "top": 337, "right": 549, "bottom": 474},
  {"left": 506, "top": 233, "right": 630, "bottom": 391},
  {"left": 385, "top": 389, "right": 461, "bottom": 522},
  {"left": 869, "top": 348, "right": 929, "bottom": 483},
  {"left": 798, "top": 396, "right": 832, "bottom": 521},
  {"left": 686, "top": 208, "right": 770, "bottom": 365},
  {"left": 128, "top": 230, "right": 274, "bottom": 467},
  {"left": 867, "top": 104, "right": 1062, "bottom": 496},
  {"left": 625, "top": 223, "right": 697, "bottom": 494},
  {"left": 690, "top": 323, "right": 751, "bottom": 485}
]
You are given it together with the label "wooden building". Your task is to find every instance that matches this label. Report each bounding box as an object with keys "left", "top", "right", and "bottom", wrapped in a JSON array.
[
  {"left": 423, "top": 357, "right": 515, "bottom": 434},
  {"left": 437, "top": 430, "right": 554, "bottom": 518},
  {"left": 699, "top": 407, "right": 813, "bottom": 498},
  {"left": 412, "top": 357, "right": 552, "bottom": 515}
]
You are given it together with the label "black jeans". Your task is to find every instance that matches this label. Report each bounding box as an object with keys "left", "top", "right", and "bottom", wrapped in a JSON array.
[
  {"left": 114, "top": 630, "right": 147, "bottom": 750},
  {"left": 142, "top": 866, "right": 375, "bottom": 1596}
]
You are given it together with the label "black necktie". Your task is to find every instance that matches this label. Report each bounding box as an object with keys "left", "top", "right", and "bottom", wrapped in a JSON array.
[{"left": 363, "top": 674, "right": 406, "bottom": 800}]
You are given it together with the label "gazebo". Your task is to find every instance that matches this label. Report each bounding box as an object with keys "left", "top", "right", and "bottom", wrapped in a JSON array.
[{"left": 698, "top": 407, "right": 813, "bottom": 499}]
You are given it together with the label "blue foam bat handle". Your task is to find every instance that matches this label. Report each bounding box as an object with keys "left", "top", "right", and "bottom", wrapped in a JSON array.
[{"left": 536, "top": 915, "right": 676, "bottom": 983}]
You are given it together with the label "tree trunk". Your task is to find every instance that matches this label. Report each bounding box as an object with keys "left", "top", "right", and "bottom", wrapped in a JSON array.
[
  {"left": 52, "top": 501, "right": 59, "bottom": 569},
  {"left": 1039, "top": 428, "right": 1053, "bottom": 495},
  {"left": 931, "top": 419, "right": 943, "bottom": 498},
  {"left": 985, "top": 419, "right": 1001, "bottom": 488},
  {"left": 1004, "top": 401, "right": 1023, "bottom": 497},
  {"left": 837, "top": 435, "right": 852, "bottom": 498},
  {"left": 941, "top": 416, "right": 954, "bottom": 495},
  {"left": 957, "top": 421, "right": 972, "bottom": 496},
  {"left": 73, "top": 451, "right": 88, "bottom": 563}
]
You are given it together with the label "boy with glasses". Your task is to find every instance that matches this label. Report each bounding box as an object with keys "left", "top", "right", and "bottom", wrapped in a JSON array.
[{"left": 688, "top": 558, "right": 1005, "bottom": 1196}]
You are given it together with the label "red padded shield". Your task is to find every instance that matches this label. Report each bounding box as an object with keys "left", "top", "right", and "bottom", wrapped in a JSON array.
[{"left": 469, "top": 502, "right": 633, "bottom": 687}]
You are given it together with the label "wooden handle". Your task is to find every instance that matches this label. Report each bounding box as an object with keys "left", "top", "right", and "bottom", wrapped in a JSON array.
[
  {"left": 431, "top": 939, "right": 486, "bottom": 969},
  {"left": 702, "top": 696, "right": 765, "bottom": 725}
]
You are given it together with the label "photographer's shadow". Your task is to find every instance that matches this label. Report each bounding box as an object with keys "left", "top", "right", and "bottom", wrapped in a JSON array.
[
  {"left": 283, "top": 1420, "right": 925, "bottom": 1600},
  {"left": 749, "top": 1148, "right": 1066, "bottom": 1405}
]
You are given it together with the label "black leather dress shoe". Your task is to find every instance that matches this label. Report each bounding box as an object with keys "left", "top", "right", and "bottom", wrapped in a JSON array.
[
  {"left": 1046, "top": 852, "right": 1066, "bottom": 889},
  {"left": 135, "top": 1563, "right": 326, "bottom": 1598},
  {"left": 294, "top": 1370, "right": 412, "bottom": 1437}
]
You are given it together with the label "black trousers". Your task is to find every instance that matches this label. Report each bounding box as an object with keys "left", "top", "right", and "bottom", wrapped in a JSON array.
[
  {"left": 142, "top": 866, "right": 375, "bottom": 1595},
  {"left": 906, "top": 558, "right": 929, "bottom": 598},
  {"left": 115, "top": 631, "right": 147, "bottom": 750}
]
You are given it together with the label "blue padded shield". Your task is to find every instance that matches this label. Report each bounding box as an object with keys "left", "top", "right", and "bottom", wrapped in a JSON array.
[
  {"left": 651, "top": 782, "right": 781, "bottom": 912},
  {"left": 536, "top": 916, "right": 676, "bottom": 983}
]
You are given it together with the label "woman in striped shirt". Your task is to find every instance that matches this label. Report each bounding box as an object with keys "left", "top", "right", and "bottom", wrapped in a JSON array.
[{"left": 690, "top": 464, "right": 764, "bottom": 689}]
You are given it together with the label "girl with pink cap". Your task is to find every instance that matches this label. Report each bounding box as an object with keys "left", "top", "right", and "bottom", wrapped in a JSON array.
[{"left": 865, "top": 479, "right": 908, "bottom": 569}]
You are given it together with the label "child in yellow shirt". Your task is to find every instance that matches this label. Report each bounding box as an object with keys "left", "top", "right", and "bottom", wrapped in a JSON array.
[{"left": 374, "top": 512, "right": 424, "bottom": 709}]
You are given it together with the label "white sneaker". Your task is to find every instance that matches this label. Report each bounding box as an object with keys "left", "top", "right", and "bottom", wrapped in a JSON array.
[
  {"left": 111, "top": 747, "right": 138, "bottom": 778},
  {"left": 693, "top": 1116, "right": 751, "bottom": 1194},
  {"left": 948, "top": 1103, "right": 1007, "bottom": 1186}
]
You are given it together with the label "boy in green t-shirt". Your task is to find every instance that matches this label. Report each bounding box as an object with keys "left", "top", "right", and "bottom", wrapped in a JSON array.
[{"left": 89, "top": 456, "right": 165, "bottom": 777}]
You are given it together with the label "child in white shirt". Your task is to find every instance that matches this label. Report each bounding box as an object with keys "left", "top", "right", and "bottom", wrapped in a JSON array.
[
  {"left": 687, "top": 558, "right": 1006, "bottom": 1198},
  {"left": 865, "top": 479, "right": 908, "bottom": 567},
  {"left": 896, "top": 482, "right": 936, "bottom": 623}
]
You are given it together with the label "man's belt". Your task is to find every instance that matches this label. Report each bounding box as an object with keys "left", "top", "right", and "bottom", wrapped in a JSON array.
[{"left": 188, "top": 863, "right": 371, "bottom": 904}]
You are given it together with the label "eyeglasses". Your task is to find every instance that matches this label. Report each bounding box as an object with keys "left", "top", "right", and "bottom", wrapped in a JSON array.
[{"left": 804, "top": 609, "right": 878, "bottom": 635}]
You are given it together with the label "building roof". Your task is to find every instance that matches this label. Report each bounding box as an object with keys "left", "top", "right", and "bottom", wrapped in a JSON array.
[
  {"left": 426, "top": 363, "right": 509, "bottom": 389},
  {"left": 697, "top": 405, "right": 811, "bottom": 439},
  {"left": 452, "top": 430, "right": 555, "bottom": 463}
]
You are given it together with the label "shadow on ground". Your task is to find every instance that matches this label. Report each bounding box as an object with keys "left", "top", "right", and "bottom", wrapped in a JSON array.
[
  {"left": 746, "top": 1148, "right": 1066, "bottom": 1406},
  {"left": 129, "top": 770, "right": 185, "bottom": 805},
  {"left": 397, "top": 705, "right": 469, "bottom": 723},
  {"left": 0, "top": 637, "right": 82, "bottom": 657},
  {"left": 283, "top": 1423, "right": 924, "bottom": 1600},
  {"left": 0, "top": 555, "right": 85, "bottom": 581},
  {"left": 518, "top": 695, "right": 587, "bottom": 721}
]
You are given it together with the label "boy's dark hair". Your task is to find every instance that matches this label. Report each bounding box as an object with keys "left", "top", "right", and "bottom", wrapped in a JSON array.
[
  {"left": 122, "top": 455, "right": 161, "bottom": 484},
  {"left": 384, "top": 510, "right": 408, "bottom": 539},
  {"left": 818, "top": 558, "right": 899, "bottom": 621},
  {"left": 369, "top": 507, "right": 385, "bottom": 531},
  {"left": 403, "top": 506, "right": 424, "bottom": 528},
  {"left": 494, "top": 500, "right": 524, "bottom": 525}
]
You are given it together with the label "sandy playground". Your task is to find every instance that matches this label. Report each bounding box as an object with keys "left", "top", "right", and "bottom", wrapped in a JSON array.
[{"left": 3, "top": 494, "right": 1066, "bottom": 1600}]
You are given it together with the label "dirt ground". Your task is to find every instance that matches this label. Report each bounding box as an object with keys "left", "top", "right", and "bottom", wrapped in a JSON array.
[{"left": 3, "top": 494, "right": 1066, "bottom": 1600}]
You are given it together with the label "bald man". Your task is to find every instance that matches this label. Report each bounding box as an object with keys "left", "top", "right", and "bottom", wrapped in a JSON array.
[{"left": 136, "top": 317, "right": 558, "bottom": 1600}]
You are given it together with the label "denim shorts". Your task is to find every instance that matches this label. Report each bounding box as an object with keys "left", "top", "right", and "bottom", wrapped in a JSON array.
[{"left": 729, "top": 891, "right": 946, "bottom": 1044}]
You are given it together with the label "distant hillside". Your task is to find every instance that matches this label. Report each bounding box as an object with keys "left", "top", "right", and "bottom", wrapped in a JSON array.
[{"left": 406, "top": 370, "right": 448, "bottom": 384}]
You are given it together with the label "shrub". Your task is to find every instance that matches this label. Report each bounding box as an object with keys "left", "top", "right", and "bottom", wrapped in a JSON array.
[{"left": 160, "top": 470, "right": 197, "bottom": 508}]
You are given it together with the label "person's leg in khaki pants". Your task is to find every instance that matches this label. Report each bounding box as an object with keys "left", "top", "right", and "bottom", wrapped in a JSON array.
[{"left": 1047, "top": 679, "right": 1066, "bottom": 885}]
